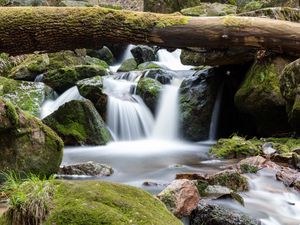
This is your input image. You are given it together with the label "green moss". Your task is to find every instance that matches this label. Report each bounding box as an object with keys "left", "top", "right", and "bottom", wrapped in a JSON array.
[
  {"left": 210, "top": 171, "right": 249, "bottom": 191},
  {"left": 181, "top": 3, "right": 237, "bottom": 17},
  {"left": 4, "top": 100, "right": 19, "bottom": 127},
  {"left": 243, "top": 1, "right": 263, "bottom": 12},
  {"left": 195, "top": 180, "right": 209, "bottom": 196},
  {"left": 118, "top": 58, "right": 138, "bottom": 72},
  {"left": 56, "top": 122, "right": 87, "bottom": 142},
  {"left": 223, "top": 15, "right": 252, "bottom": 27},
  {"left": 210, "top": 136, "right": 260, "bottom": 158},
  {"left": 44, "top": 181, "right": 182, "bottom": 225},
  {"left": 239, "top": 164, "right": 258, "bottom": 173},
  {"left": 138, "top": 62, "right": 162, "bottom": 70}
]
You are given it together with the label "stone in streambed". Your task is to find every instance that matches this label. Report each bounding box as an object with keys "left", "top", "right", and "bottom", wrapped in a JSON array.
[
  {"left": 58, "top": 161, "right": 113, "bottom": 176},
  {"left": 131, "top": 45, "right": 157, "bottom": 65},
  {"left": 43, "top": 99, "right": 111, "bottom": 146}
]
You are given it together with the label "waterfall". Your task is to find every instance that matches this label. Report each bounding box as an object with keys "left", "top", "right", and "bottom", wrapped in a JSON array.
[
  {"left": 152, "top": 79, "right": 182, "bottom": 140},
  {"left": 157, "top": 49, "right": 193, "bottom": 71},
  {"left": 34, "top": 74, "right": 44, "bottom": 82},
  {"left": 110, "top": 44, "right": 135, "bottom": 72},
  {"left": 40, "top": 86, "right": 82, "bottom": 119},
  {"left": 208, "top": 84, "right": 223, "bottom": 141}
]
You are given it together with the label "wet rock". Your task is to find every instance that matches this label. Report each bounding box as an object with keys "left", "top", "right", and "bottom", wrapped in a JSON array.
[
  {"left": 179, "top": 68, "right": 221, "bottom": 141},
  {"left": 276, "top": 167, "right": 300, "bottom": 191},
  {"left": 262, "top": 142, "right": 277, "bottom": 155},
  {"left": 0, "top": 76, "right": 53, "bottom": 117},
  {"left": 0, "top": 98, "right": 63, "bottom": 180},
  {"left": 59, "top": 161, "right": 113, "bottom": 176},
  {"left": 143, "top": 69, "right": 175, "bottom": 84},
  {"left": 181, "top": 3, "right": 237, "bottom": 16},
  {"left": 271, "top": 152, "right": 300, "bottom": 169},
  {"left": 237, "top": 156, "right": 281, "bottom": 173},
  {"left": 137, "top": 62, "right": 164, "bottom": 70},
  {"left": 157, "top": 179, "right": 200, "bottom": 218},
  {"left": 131, "top": 45, "right": 156, "bottom": 65},
  {"left": 235, "top": 56, "right": 292, "bottom": 136},
  {"left": 86, "top": 46, "right": 114, "bottom": 65},
  {"left": 136, "top": 77, "right": 162, "bottom": 113},
  {"left": 44, "top": 64, "right": 108, "bottom": 93},
  {"left": 237, "top": 0, "right": 299, "bottom": 13},
  {"left": 43, "top": 99, "right": 111, "bottom": 146},
  {"left": 191, "top": 200, "right": 261, "bottom": 225},
  {"left": 76, "top": 76, "right": 107, "bottom": 119},
  {"left": 117, "top": 58, "right": 137, "bottom": 72}
]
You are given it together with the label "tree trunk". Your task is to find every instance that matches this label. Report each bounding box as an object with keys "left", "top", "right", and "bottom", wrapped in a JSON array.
[{"left": 0, "top": 7, "right": 300, "bottom": 55}]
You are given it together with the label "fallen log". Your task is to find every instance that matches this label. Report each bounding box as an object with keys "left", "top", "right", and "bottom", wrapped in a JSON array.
[{"left": 0, "top": 7, "right": 300, "bottom": 55}]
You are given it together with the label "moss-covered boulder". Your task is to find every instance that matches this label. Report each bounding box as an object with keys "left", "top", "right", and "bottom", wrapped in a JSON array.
[
  {"left": 237, "top": 0, "right": 299, "bottom": 13},
  {"left": 136, "top": 77, "right": 162, "bottom": 113},
  {"left": 179, "top": 68, "right": 221, "bottom": 141},
  {"left": 43, "top": 99, "right": 111, "bottom": 146},
  {"left": 76, "top": 76, "right": 107, "bottom": 119},
  {"left": 1, "top": 179, "right": 182, "bottom": 225},
  {"left": 235, "top": 56, "right": 292, "bottom": 135},
  {"left": 143, "top": 69, "right": 175, "bottom": 84},
  {"left": 280, "top": 58, "right": 300, "bottom": 132},
  {"left": 0, "top": 76, "right": 52, "bottom": 117},
  {"left": 138, "top": 62, "right": 164, "bottom": 70},
  {"left": 9, "top": 54, "right": 49, "bottom": 81},
  {"left": 86, "top": 46, "right": 115, "bottom": 65},
  {"left": 0, "top": 98, "right": 63, "bottom": 178},
  {"left": 117, "top": 58, "right": 138, "bottom": 72},
  {"left": 181, "top": 3, "right": 237, "bottom": 16},
  {"left": 44, "top": 64, "right": 108, "bottom": 93}
]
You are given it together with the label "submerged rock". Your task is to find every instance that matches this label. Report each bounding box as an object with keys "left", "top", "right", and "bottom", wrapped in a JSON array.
[
  {"left": 0, "top": 98, "right": 63, "bottom": 179},
  {"left": 191, "top": 201, "right": 261, "bottom": 225},
  {"left": 157, "top": 179, "right": 200, "bottom": 218},
  {"left": 2, "top": 180, "right": 182, "bottom": 225},
  {"left": 179, "top": 68, "right": 221, "bottom": 141},
  {"left": 43, "top": 99, "right": 111, "bottom": 146},
  {"left": 131, "top": 45, "right": 156, "bottom": 65},
  {"left": 136, "top": 77, "right": 162, "bottom": 113},
  {"left": 235, "top": 56, "right": 292, "bottom": 135},
  {"left": 76, "top": 76, "right": 107, "bottom": 119},
  {"left": 58, "top": 161, "right": 113, "bottom": 176},
  {"left": 0, "top": 76, "right": 52, "bottom": 117}
]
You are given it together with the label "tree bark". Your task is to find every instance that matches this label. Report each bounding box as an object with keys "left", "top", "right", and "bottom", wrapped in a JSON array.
[{"left": 0, "top": 7, "right": 300, "bottom": 55}]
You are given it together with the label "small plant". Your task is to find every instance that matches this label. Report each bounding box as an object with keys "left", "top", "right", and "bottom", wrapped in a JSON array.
[{"left": 0, "top": 171, "right": 56, "bottom": 225}]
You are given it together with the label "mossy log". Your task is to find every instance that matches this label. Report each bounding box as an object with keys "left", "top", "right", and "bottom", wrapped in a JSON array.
[{"left": 1, "top": 7, "right": 300, "bottom": 55}]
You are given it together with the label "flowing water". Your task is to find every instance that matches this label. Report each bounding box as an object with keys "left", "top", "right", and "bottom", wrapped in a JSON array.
[{"left": 42, "top": 46, "right": 300, "bottom": 225}]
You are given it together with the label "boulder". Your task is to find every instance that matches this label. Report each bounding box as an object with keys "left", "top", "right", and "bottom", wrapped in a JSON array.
[
  {"left": 2, "top": 180, "right": 182, "bottom": 225},
  {"left": 179, "top": 68, "right": 222, "bottom": 141},
  {"left": 237, "top": 0, "right": 299, "bottom": 13},
  {"left": 0, "top": 76, "right": 52, "bottom": 117},
  {"left": 136, "top": 77, "right": 162, "bottom": 113},
  {"left": 137, "top": 62, "right": 164, "bottom": 70},
  {"left": 76, "top": 76, "right": 107, "bottom": 119},
  {"left": 143, "top": 69, "right": 175, "bottom": 84},
  {"left": 0, "top": 98, "right": 63, "bottom": 179},
  {"left": 237, "top": 156, "right": 281, "bottom": 173},
  {"left": 181, "top": 3, "right": 237, "bottom": 16},
  {"left": 58, "top": 161, "right": 113, "bottom": 176},
  {"left": 280, "top": 58, "right": 300, "bottom": 132},
  {"left": 43, "top": 64, "right": 108, "bottom": 93},
  {"left": 235, "top": 56, "right": 292, "bottom": 135},
  {"left": 86, "top": 46, "right": 114, "bottom": 65},
  {"left": 191, "top": 201, "right": 261, "bottom": 225},
  {"left": 276, "top": 167, "right": 300, "bottom": 191},
  {"left": 43, "top": 100, "right": 111, "bottom": 146},
  {"left": 157, "top": 179, "right": 200, "bottom": 218},
  {"left": 117, "top": 58, "right": 138, "bottom": 72},
  {"left": 131, "top": 45, "right": 156, "bottom": 65}
]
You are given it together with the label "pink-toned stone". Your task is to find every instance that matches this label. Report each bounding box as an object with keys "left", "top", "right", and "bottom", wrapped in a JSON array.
[
  {"left": 237, "top": 156, "right": 281, "bottom": 171},
  {"left": 276, "top": 167, "right": 299, "bottom": 186},
  {"left": 157, "top": 179, "right": 200, "bottom": 218}
]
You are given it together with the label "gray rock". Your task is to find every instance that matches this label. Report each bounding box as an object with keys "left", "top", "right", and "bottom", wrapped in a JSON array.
[{"left": 59, "top": 161, "right": 113, "bottom": 176}]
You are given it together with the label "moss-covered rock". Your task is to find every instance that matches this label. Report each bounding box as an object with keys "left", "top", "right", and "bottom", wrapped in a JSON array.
[
  {"left": 0, "top": 76, "right": 52, "bottom": 117},
  {"left": 117, "top": 58, "right": 138, "bottom": 72},
  {"left": 86, "top": 46, "right": 115, "bottom": 65},
  {"left": 181, "top": 3, "right": 237, "bottom": 16},
  {"left": 237, "top": 0, "right": 299, "bottom": 13},
  {"left": 0, "top": 98, "right": 63, "bottom": 178},
  {"left": 43, "top": 99, "right": 111, "bottom": 146},
  {"left": 138, "top": 62, "right": 163, "bottom": 70},
  {"left": 131, "top": 45, "right": 157, "bottom": 65},
  {"left": 1, "top": 179, "right": 182, "bottom": 225},
  {"left": 179, "top": 68, "right": 221, "bottom": 141},
  {"left": 0, "top": 53, "right": 12, "bottom": 76},
  {"left": 280, "top": 58, "right": 300, "bottom": 132},
  {"left": 44, "top": 64, "right": 108, "bottom": 93},
  {"left": 136, "top": 77, "right": 162, "bottom": 113},
  {"left": 235, "top": 56, "right": 292, "bottom": 135},
  {"left": 211, "top": 135, "right": 300, "bottom": 158},
  {"left": 9, "top": 54, "right": 49, "bottom": 81},
  {"left": 76, "top": 76, "right": 107, "bottom": 119}
]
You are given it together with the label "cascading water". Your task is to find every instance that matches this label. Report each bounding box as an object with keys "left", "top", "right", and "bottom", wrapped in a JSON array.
[
  {"left": 41, "top": 86, "right": 82, "bottom": 119},
  {"left": 109, "top": 44, "right": 135, "bottom": 72},
  {"left": 152, "top": 79, "right": 182, "bottom": 140},
  {"left": 157, "top": 49, "right": 193, "bottom": 70}
]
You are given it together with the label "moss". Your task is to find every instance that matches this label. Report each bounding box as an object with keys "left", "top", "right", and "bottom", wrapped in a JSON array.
[
  {"left": 222, "top": 15, "right": 252, "bottom": 27},
  {"left": 117, "top": 58, "right": 138, "bottom": 72},
  {"left": 239, "top": 164, "right": 258, "bottom": 173},
  {"left": 243, "top": 1, "right": 263, "bottom": 12},
  {"left": 138, "top": 62, "right": 162, "bottom": 70},
  {"left": 210, "top": 136, "right": 260, "bottom": 158},
  {"left": 43, "top": 181, "right": 182, "bottom": 225},
  {"left": 181, "top": 3, "right": 237, "bottom": 17},
  {"left": 56, "top": 122, "right": 87, "bottom": 142},
  {"left": 210, "top": 171, "right": 249, "bottom": 191},
  {"left": 4, "top": 100, "right": 19, "bottom": 127},
  {"left": 195, "top": 180, "right": 209, "bottom": 196}
]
